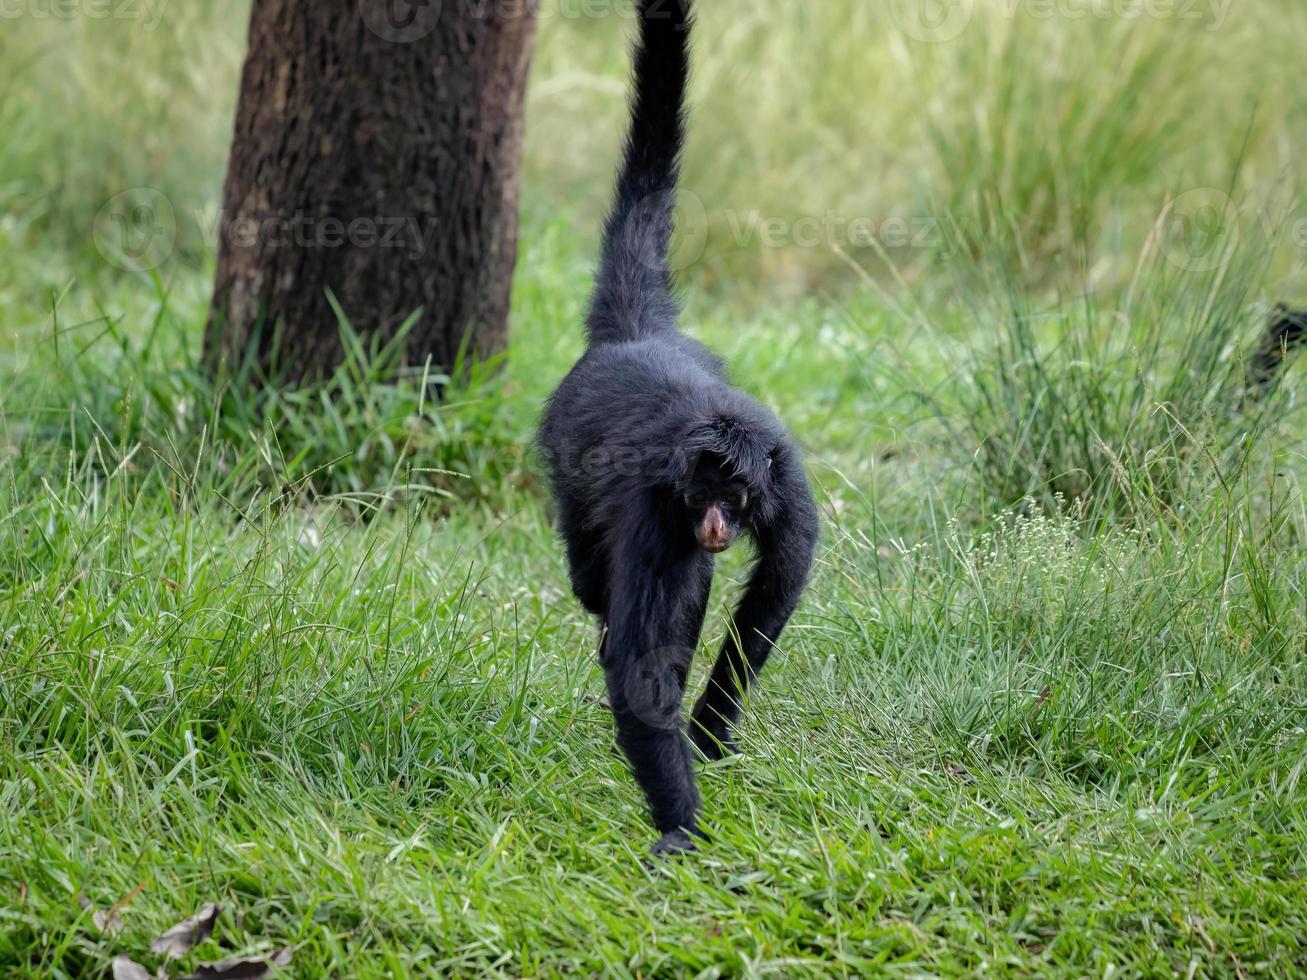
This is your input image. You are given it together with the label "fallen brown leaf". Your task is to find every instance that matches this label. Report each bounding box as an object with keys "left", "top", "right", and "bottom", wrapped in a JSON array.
[
  {"left": 94, "top": 906, "right": 126, "bottom": 936},
  {"left": 184, "top": 948, "right": 293, "bottom": 979},
  {"left": 81, "top": 880, "right": 148, "bottom": 937},
  {"left": 111, "top": 956, "right": 152, "bottom": 980},
  {"left": 78, "top": 895, "right": 125, "bottom": 936},
  {"left": 150, "top": 903, "right": 222, "bottom": 960},
  {"left": 1031, "top": 684, "right": 1051, "bottom": 714}
]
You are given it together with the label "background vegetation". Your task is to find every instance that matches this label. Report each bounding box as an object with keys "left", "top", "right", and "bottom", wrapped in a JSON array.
[{"left": 1, "top": 1, "right": 1304, "bottom": 975}]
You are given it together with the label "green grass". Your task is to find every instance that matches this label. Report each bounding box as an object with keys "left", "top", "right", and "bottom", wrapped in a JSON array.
[
  {"left": 3, "top": 217, "right": 1305, "bottom": 975},
  {"left": 3, "top": 0, "right": 1307, "bottom": 976}
]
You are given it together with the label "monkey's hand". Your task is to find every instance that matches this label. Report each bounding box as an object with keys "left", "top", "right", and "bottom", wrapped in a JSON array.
[
  {"left": 649, "top": 828, "right": 698, "bottom": 862},
  {"left": 690, "top": 714, "right": 739, "bottom": 761}
]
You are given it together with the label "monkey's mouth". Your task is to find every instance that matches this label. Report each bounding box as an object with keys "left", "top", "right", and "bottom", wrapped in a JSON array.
[{"left": 701, "top": 538, "right": 733, "bottom": 554}]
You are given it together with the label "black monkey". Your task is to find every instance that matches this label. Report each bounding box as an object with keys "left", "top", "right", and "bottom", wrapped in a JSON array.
[{"left": 538, "top": 0, "right": 820, "bottom": 858}]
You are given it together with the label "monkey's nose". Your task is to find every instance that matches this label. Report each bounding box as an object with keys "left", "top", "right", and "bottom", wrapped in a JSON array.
[{"left": 699, "top": 507, "right": 731, "bottom": 552}]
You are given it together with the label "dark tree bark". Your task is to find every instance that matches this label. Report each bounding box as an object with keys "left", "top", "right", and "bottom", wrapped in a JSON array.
[{"left": 206, "top": 0, "right": 537, "bottom": 382}]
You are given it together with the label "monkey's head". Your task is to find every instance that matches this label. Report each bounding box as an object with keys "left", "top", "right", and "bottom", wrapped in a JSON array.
[{"left": 679, "top": 453, "right": 750, "bottom": 554}]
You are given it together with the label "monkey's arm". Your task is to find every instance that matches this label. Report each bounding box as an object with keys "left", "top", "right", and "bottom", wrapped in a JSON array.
[{"left": 692, "top": 463, "right": 819, "bottom": 757}]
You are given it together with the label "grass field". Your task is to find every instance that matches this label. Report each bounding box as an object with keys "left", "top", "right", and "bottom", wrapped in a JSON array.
[{"left": 2, "top": 1, "right": 1306, "bottom": 976}]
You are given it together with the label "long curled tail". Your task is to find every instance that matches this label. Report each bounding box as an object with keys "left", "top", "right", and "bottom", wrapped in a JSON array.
[{"left": 585, "top": 0, "right": 692, "bottom": 346}]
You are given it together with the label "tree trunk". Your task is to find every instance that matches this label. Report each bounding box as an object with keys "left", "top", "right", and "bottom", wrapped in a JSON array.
[{"left": 206, "top": 0, "right": 537, "bottom": 383}]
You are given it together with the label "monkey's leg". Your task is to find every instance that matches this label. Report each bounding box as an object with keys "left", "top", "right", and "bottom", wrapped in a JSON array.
[
  {"left": 558, "top": 500, "right": 609, "bottom": 616},
  {"left": 567, "top": 538, "right": 608, "bottom": 616},
  {"left": 692, "top": 480, "right": 819, "bottom": 761},
  {"left": 603, "top": 536, "right": 712, "bottom": 856}
]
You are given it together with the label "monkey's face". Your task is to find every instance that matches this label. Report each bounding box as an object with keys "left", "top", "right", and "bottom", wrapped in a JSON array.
[{"left": 683, "top": 485, "right": 748, "bottom": 554}]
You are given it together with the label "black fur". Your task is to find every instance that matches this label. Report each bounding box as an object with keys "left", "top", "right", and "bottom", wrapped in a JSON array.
[
  {"left": 1246, "top": 303, "right": 1307, "bottom": 395},
  {"left": 538, "top": 0, "right": 820, "bottom": 857}
]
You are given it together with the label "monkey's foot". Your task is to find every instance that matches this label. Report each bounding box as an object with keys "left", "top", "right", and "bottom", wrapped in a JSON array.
[{"left": 649, "top": 829, "right": 697, "bottom": 861}]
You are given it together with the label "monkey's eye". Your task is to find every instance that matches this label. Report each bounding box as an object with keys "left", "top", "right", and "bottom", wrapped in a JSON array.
[
  {"left": 724, "top": 490, "right": 748, "bottom": 510},
  {"left": 684, "top": 491, "right": 710, "bottom": 510}
]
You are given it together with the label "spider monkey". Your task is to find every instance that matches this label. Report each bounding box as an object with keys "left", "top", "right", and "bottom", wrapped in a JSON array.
[{"left": 538, "top": 0, "right": 820, "bottom": 858}]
